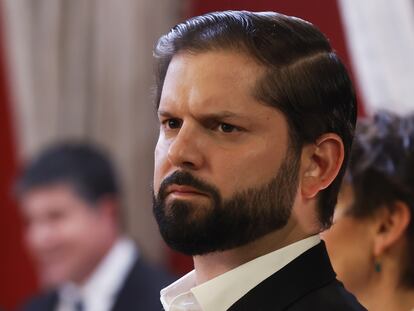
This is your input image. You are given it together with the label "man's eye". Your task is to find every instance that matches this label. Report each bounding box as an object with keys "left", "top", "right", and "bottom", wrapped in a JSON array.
[
  {"left": 219, "top": 123, "right": 237, "bottom": 133},
  {"left": 163, "top": 119, "right": 182, "bottom": 129}
]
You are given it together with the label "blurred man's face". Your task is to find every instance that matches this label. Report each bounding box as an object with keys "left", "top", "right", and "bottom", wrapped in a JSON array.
[
  {"left": 153, "top": 50, "right": 301, "bottom": 255},
  {"left": 21, "top": 184, "right": 114, "bottom": 288}
]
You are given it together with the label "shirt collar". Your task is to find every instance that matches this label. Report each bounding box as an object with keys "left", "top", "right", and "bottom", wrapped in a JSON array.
[
  {"left": 161, "top": 235, "right": 320, "bottom": 311},
  {"left": 59, "top": 236, "right": 138, "bottom": 310},
  {"left": 160, "top": 270, "right": 197, "bottom": 309}
]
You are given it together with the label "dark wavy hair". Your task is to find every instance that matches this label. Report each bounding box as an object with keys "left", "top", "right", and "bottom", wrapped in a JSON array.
[
  {"left": 346, "top": 111, "right": 414, "bottom": 287},
  {"left": 153, "top": 10, "right": 357, "bottom": 228}
]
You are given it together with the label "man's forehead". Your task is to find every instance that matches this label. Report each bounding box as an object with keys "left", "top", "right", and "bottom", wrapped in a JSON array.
[
  {"left": 164, "top": 50, "right": 263, "bottom": 89},
  {"left": 21, "top": 183, "right": 83, "bottom": 205},
  {"left": 159, "top": 51, "right": 268, "bottom": 116}
]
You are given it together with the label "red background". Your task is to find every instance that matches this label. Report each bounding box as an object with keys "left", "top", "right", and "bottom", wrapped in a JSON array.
[{"left": 0, "top": 10, "right": 38, "bottom": 310}]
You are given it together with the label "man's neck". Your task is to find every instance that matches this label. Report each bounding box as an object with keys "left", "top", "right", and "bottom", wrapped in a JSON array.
[{"left": 193, "top": 221, "right": 313, "bottom": 285}]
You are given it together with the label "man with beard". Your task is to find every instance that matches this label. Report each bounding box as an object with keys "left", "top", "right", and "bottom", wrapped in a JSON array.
[{"left": 152, "top": 11, "right": 365, "bottom": 311}]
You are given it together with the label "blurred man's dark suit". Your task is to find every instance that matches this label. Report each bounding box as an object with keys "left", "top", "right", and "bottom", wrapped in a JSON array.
[{"left": 22, "top": 257, "right": 174, "bottom": 311}]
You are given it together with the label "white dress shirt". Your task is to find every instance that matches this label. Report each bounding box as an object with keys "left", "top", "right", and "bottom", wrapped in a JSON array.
[
  {"left": 57, "top": 237, "right": 138, "bottom": 311},
  {"left": 161, "top": 235, "right": 320, "bottom": 311}
]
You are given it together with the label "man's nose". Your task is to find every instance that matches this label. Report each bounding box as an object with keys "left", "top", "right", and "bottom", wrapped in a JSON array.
[{"left": 167, "top": 124, "right": 205, "bottom": 170}]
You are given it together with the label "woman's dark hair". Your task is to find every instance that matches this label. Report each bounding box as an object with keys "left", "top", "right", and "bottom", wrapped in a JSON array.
[
  {"left": 154, "top": 10, "right": 357, "bottom": 228},
  {"left": 347, "top": 111, "right": 414, "bottom": 287}
]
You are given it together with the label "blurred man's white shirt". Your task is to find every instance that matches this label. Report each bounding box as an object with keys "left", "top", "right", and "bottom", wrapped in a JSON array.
[
  {"left": 160, "top": 235, "right": 320, "bottom": 311},
  {"left": 57, "top": 237, "right": 137, "bottom": 311}
]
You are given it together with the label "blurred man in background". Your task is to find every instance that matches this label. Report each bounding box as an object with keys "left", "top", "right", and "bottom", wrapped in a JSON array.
[{"left": 17, "top": 142, "right": 173, "bottom": 311}]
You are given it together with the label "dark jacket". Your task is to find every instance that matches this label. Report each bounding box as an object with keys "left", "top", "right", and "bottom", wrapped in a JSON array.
[
  {"left": 228, "top": 242, "right": 366, "bottom": 311},
  {"left": 21, "top": 258, "right": 175, "bottom": 311}
]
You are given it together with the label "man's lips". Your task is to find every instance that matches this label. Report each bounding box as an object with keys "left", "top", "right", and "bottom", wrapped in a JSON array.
[{"left": 166, "top": 185, "right": 207, "bottom": 197}]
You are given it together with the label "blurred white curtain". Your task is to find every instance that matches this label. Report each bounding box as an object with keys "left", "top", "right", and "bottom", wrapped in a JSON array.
[
  {"left": 338, "top": 0, "right": 414, "bottom": 115},
  {"left": 1, "top": 0, "right": 181, "bottom": 263}
]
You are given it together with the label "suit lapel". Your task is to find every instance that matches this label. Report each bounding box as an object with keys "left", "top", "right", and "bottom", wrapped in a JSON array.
[
  {"left": 25, "top": 291, "right": 58, "bottom": 311},
  {"left": 110, "top": 258, "right": 140, "bottom": 311},
  {"left": 46, "top": 292, "right": 59, "bottom": 311},
  {"left": 228, "top": 242, "right": 336, "bottom": 311},
  {"left": 110, "top": 258, "right": 169, "bottom": 311}
]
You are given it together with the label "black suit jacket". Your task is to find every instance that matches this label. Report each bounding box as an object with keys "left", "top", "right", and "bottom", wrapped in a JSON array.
[
  {"left": 228, "top": 242, "right": 366, "bottom": 311},
  {"left": 21, "top": 258, "right": 175, "bottom": 311}
]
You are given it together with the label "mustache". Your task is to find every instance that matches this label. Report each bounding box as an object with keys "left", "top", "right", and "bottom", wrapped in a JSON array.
[{"left": 157, "top": 171, "right": 220, "bottom": 201}]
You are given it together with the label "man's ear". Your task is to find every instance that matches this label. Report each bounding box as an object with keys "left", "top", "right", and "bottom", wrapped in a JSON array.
[
  {"left": 301, "top": 133, "right": 344, "bottom": 199},
  {"left": 373, "top": 201, "right": 411, "bottom": 257}
]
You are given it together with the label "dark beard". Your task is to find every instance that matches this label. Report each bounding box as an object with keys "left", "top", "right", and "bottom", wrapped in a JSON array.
[{"left": 152, "top": 149, "right": 300, "bottom": 256}]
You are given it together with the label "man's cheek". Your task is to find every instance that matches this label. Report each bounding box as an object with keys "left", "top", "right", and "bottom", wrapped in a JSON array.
[{"left": 154, "top": 143, "right": 171, "bottom": 191}]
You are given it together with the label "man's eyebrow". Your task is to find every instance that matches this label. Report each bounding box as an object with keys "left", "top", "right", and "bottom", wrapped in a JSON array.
[
  {"left": 157, "top": 110, "right": 248, "bottom": 119},
  {"left": 198, "top": 112, "right": 253, "bottom": 125},
  {"left": 201, "top": 111, "right": 241, "bottom": 119},
  {"left": 157, "top": 110, "right": 174, "bottom": 117}
]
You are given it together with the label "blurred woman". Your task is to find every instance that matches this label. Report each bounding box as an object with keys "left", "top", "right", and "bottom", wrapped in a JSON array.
[{"left": 323, "top": 112, "right": 414, "bottom": 311}]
